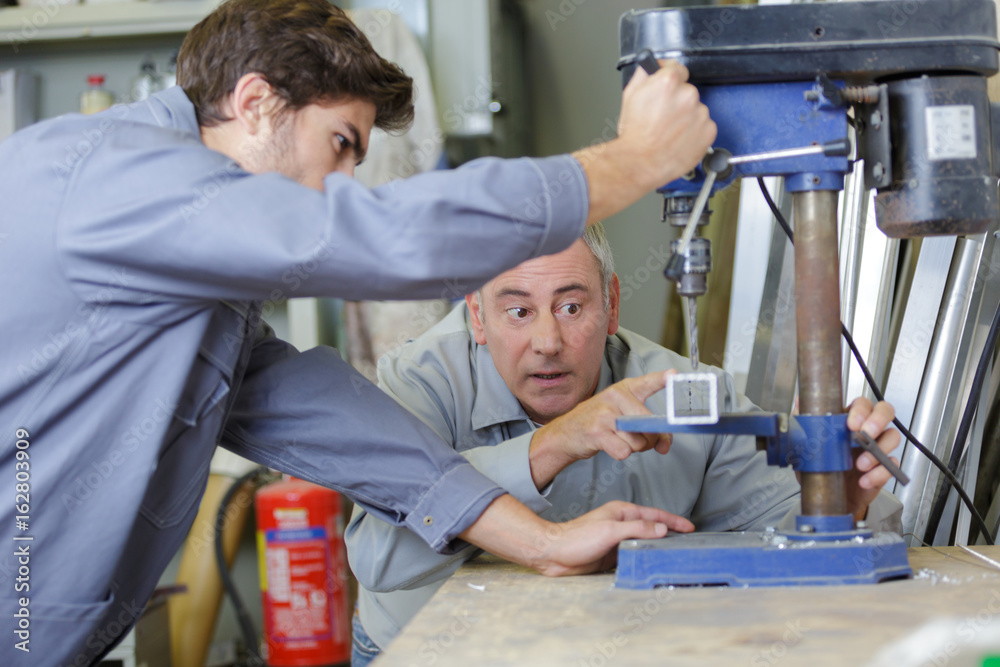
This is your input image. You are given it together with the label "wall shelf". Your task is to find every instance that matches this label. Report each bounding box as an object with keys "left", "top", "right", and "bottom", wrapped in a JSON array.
[{"left": 0, "top": 0, "right": 220, "bottom": 45}]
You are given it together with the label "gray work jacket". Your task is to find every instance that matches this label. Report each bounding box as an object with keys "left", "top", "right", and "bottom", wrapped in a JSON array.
[
  {"left": 0, "top": 86, "right": 585, "bottom": 665},
  {"left": 346, "top": 304, "right": 903, "bottom": 649}
]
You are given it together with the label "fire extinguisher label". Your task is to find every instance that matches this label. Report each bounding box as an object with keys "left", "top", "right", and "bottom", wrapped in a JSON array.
[{"left": 263, "top": 527, "right": 334, "bottom": 642}]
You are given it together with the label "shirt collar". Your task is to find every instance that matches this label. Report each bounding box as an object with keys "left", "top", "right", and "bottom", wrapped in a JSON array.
[{"left": 145, "top": 86, "right": 202, "bottom": 138}]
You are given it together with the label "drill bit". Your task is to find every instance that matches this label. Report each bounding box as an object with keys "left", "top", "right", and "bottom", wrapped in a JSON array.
[{"left": 686, "top": 296, "right": 699, "bottom": 370}]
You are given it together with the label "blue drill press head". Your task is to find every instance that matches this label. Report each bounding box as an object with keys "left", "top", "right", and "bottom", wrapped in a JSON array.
[{"left": 618, "top": 0, "right": 1000, "bottom": 237}]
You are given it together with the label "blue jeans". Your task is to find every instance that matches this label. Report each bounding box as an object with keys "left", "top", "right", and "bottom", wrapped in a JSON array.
[{"left": 351, "top": 606, "right": 382, "bottom": 667}]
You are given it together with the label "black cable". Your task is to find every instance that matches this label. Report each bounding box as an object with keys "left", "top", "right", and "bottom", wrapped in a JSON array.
[
  {"left": 215, "top": 466, "right": 270, "bottom": 663},
  {"left": 757, "top": 178, "right": 996, "bottom": 546},
  {"left": 923, "top": 296, "right": 1000, "bottom": 544},
  {"left": 757, "top": 177, "right": 794, "bottom": 243},
  {"left": 840, "top": 324, "right": 995, "bottom": 545}
]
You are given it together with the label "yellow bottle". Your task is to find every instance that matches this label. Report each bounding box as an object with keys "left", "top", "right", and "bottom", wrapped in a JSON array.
[{"left": 80, "top": 74, "right": 115, "bottom": 115}]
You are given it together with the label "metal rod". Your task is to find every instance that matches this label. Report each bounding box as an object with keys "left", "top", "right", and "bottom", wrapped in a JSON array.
[
  {"left": 958, "top": 544, "right": 1000, "bottom": 570},
  {"left": 726, "top": 145, "right": 825, "bottom": 166},
  {"left": 675, "top": 169, "right": 717, "bottom": 258},
  {"left": 793, "top": 190, "right": 848, "bottom": 517},
  {"left": 896, "top": 235, "right": 987, "bottom": 538}
]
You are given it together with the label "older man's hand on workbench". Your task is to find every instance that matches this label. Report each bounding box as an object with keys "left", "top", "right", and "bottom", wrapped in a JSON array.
[
  {"left": 844, "top": 397, "right": 902, "bottom": 520},
  {"left": 460, "top": 495, "right": 693, "bottom": 578}
]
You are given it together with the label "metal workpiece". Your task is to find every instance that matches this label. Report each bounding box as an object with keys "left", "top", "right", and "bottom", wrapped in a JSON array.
[
  {"left": 665, "top": 372, "right": 719, "bottom": 425},
  {"left": 793, "top": 190, "right": 848, "bottom": 518}
]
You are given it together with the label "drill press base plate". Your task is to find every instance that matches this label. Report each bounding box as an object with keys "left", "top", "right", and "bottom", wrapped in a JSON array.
[{"left": 615, "top": 531, "right": 911, "bottom": 589}]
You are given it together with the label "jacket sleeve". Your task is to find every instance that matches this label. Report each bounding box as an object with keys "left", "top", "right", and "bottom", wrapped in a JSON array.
[
  {"left": 57, "top": 127, "right": 587, "bottom": 305},
  {"left": 345, "top": 335, "right": 548, "bottom": 592},
  {"left": 221, "top": 321, "right": 506, "bottom": 553}
]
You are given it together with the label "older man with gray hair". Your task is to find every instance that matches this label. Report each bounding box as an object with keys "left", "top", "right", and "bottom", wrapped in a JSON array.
[{"left": 345, "top": 223, "right": 904, "bottom": 665}]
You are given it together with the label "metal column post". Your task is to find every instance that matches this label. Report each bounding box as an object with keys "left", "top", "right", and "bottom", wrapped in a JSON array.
[{"left": 794, "top": 190, "right": 849, "bottom": 517}]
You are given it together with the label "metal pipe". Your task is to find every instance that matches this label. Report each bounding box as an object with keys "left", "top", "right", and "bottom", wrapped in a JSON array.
[
  {"left": 838, "top": 161, "right": 867, "bottom": 394},
  {"left": 793, "top": 190, "right": 848, "bottom": 516},
  {"left": 897, "top": 234, "right": 989, "bottom": 540}
]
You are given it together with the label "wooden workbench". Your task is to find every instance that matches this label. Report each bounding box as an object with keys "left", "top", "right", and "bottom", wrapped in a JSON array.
[{"left": 375, "top": 546, "right": 1000, "bottom": 666}]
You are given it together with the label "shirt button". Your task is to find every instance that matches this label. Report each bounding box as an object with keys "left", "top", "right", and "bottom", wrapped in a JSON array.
[{"left": 423, "top": 515, "right": 434, "bottom": 526}]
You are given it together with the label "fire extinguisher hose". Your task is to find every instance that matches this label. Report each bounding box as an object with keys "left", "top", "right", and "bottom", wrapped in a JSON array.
[{"left": 216, "top": 466, "right": 271, "bottom": 664}]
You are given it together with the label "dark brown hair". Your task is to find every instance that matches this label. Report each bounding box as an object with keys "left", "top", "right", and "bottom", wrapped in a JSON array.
[{"left": 177, "top": 0, "right": 414, "bottom": 131}]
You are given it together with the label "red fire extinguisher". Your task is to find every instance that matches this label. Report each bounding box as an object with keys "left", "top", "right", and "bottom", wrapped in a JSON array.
[{"left": 256, "top": 478, "right": 350, "bottom": 666}]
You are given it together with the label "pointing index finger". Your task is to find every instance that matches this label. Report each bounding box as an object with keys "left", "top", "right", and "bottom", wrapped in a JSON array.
[{"left": 625, "top": 370, "right": 672, "bottom": 402}]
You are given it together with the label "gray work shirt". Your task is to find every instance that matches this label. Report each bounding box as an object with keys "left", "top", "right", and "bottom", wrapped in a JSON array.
[
  {"left": 345, "top": 303, "right": 903, "bottom": 649},
  {"left": 0, "top": 87, "right": 586, "bottom": 665}
]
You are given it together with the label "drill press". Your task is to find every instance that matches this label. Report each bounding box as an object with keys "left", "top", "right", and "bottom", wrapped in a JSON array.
[{"left": 614, "top": 0, "right": 1000, "bottom": 588}]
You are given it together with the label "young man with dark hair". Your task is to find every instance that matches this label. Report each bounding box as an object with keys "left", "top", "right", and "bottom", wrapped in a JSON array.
[{"left": 0, "top": 0, "right": 715, "bottom": 663}]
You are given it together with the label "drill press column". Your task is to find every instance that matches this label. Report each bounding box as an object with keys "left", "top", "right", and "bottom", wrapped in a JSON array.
[{"left": 793, "top": 190, "right": 848, "bottom": 518}]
